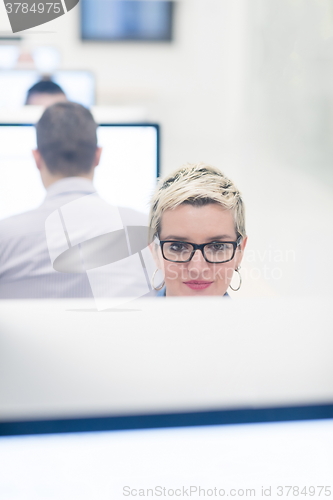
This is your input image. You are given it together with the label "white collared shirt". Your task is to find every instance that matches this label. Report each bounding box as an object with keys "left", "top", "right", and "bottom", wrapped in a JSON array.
[{"left": 0, "top": 177, "right": 150, "bottom": 299}]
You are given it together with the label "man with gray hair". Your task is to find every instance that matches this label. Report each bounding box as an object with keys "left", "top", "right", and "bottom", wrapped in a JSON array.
[{"left": 0, "top": 102, "right": 150, "bottom": 300}]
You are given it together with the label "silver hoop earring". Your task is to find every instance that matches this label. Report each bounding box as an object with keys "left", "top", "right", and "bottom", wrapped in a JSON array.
[
  {"left": 152, "top": 268, "right": 165, "bottom": 291},
  {"left": 229, "top": 266, "right": 242, "bottom": 292}
]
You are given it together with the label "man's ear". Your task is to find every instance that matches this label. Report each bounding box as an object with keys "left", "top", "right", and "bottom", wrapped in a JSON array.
[
  {"left": 93, "top": 147, "right": 103, "bottom": 168},
  {"left": 32, "top": 149, "right": 43, "bottom": 171}
]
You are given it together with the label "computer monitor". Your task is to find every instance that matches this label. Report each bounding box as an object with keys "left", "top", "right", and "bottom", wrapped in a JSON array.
[
  {"left": 0, "top": 70, "right": 96, "bottom": 108},
  {"left": 0, "top": 298, "right": 332, "bottom": 497},
  {"left": 0, "top": 296, "right": 332, "bottom": 432},
  {"left": 81, "top": 0, "right": 174, "bottom": 42},
  {"left": 0, "top": 123, "right": 159, "bottom": 220}
]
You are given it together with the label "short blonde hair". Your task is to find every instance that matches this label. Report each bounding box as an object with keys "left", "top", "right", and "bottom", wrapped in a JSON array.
[{"left": 149, "top": 163, "right": 246, "bottom": 240}]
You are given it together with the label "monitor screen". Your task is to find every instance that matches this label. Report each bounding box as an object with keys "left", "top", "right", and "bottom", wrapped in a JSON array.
[
  {"left": 81, "top": 0, "right": 173, "bottom": 41},
  {"left": 0, "top": 70, "right": 96, "bottom": 108},
  {"left": 0, "top": 124, "right": 159, "bottom": 220},
  {"left": 0, "top": 418, "right": 332, "bottom": 499}
]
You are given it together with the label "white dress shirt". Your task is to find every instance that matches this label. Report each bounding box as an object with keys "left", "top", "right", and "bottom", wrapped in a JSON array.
[{"left": 0, "top": 177, "right": 152, "bottom": 299}]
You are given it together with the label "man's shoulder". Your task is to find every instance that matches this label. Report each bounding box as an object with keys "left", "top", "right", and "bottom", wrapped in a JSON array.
[
  {"left": 0, "top": 207, "right": 46, "bottom": 237},
  {"left": 0, "top": 211, "right": 32, "bottom": 229}
]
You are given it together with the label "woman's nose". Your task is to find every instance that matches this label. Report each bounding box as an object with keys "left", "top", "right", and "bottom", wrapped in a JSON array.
[{"left": 187, "top": 249, "right": 209, "bottom": 271}]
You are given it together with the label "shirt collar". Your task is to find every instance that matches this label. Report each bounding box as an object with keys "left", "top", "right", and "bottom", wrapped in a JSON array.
[
  {"left": 46, "top": 177, "right": 96, "bottom": 199},
  {"left": 158, "top": 287, "right": 231, "bottom": 298}
]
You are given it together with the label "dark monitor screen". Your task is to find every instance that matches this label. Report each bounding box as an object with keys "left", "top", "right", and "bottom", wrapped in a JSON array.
[{"left": 81, "top": 0, "right": 173, "bottom": 41}]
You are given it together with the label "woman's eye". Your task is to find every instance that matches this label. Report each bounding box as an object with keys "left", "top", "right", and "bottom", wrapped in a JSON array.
[
  {"left": 170, "top": 243, "right": 187, "bottom": 252},
  {"left": 210, "top": 243, "right": 227, "bottom": 251}
]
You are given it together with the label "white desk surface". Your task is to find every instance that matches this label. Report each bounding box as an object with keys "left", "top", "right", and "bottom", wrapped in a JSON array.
[
  {"left": 0, "top": 419, "right": 332, "bottom": 500},
  {"left": 0, "top": 297, "right": 332, "bottom": 421}
]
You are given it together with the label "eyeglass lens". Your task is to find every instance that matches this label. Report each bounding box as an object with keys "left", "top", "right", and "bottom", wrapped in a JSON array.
[{"left": 163, "top": 242, "right": 235, "bottom": 263}]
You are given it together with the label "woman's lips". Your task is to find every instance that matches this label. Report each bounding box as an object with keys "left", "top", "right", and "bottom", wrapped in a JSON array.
[{"left": 183, "top": 281, "right": 213, "bottom": 290}]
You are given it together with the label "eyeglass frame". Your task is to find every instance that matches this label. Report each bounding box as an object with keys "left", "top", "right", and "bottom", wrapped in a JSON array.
[{"left": 159, "top": 237, "right": 242, "bottom": 264}]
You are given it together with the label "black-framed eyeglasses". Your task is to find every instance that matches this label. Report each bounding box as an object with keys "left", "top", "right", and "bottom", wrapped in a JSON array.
[{"left": 159, "top": 237, "right": 241, "bottom": 264}]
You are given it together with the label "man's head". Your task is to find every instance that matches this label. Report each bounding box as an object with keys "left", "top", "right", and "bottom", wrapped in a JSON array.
[
  {"left": 26, "top": 79, "right": 67, "bottom": 107},
  {"left": 33, "top": 102, "right": 102, "bottom": 188}
]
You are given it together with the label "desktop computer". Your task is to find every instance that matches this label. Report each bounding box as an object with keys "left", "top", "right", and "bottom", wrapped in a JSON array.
[
  {"left": 0, "top": 297, "right": 332, "bottom": 499},
  {"left": 0, "top": 70, "right": 95, "bottom": 108},
  {"left": 0, "top": 123, "right": 159, "bottom": 220}
]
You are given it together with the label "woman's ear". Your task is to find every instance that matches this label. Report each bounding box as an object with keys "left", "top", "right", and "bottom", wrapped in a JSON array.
[
  {"left": 235, "top": 236, "right": 247, "bottom": 268},
  {"left": 148, "top": 239, "right": 161, "bottom": 269},
  {"left": 149, "top": 239, "right": 165, "bottom": 272}
]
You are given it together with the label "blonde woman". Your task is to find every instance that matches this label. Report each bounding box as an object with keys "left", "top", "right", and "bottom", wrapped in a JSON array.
[{"left": 149, "top": 163, "right": 247, "bottom": 297}]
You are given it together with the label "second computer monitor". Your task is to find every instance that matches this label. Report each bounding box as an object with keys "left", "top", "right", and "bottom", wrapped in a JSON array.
[
  {"left": 0, "top": 123, "right": 159, "bottom": 220},
  {"left": 0, "top": 70, "right": 95, "bottom": 108}
]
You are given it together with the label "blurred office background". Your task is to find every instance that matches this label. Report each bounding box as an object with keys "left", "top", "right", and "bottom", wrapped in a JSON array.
[{"left": 0, "top": 0, "right": 332, "bottom": 298}]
